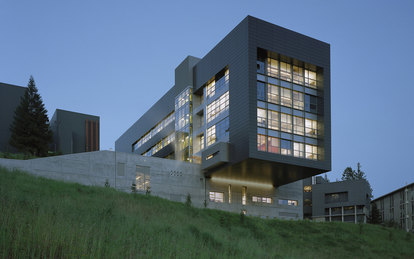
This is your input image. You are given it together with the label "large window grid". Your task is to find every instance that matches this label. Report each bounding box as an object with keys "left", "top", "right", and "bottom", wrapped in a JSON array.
[
  {"left": 293, "top": 91, "right": 304, "bottom": 110},
  {"left": 294, "top": 142, "right": 304, "bottom": 158},
  {"left": 281, "top": 113, "right": 292, "bottom": 133},
  {"left": 280, "top": 88, "right": 292, "bottom": 107},
  {"left": 133, "top": 112, "right": 175, "bottom": 151},
  {"left": 305, "top": 144, "right": 318, "bottom": 160},
  {"left": 206, "top": 91, "right": 229, "bottom": 123},
  {"left": 258, "top": 56, "right": 320, "bottom": 89},
  {"left": 267, "top": 84, "right": 279, "bottom": 104},
  {"left": 141, "top": 132, "right": 175, "bottom": 157},
  {"left": 257, "top": 108, "right": 267, "bottom": 128},
  {"left": 206, "top": 117, "right": 229, "bottom": 147}
]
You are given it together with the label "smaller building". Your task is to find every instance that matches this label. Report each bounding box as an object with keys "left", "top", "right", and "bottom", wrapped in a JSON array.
[
  {"left": 372, "top": 183, "right": 414, "bottom": 232},
  {"left": 303, "top": 176, "right": 371, "bottom": 223},
  {"left": 50, "top": 109, "right": 100, "bottom": 154},
  {"left": 0, "top": 82, "right": 26, "bottom": 153}
]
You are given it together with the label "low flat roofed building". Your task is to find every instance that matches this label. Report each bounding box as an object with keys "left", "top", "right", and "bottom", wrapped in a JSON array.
[
  {"left": 372, "top": 183, "right": 414, "bottom": 232},
  {"left": 116, "top": 16, "right": 331, "bottom": 218},
  {"left": 0, "top": 82, "right": 26, "bottom": 153},
  {"left": 304, "top": 177, "right": 371, "bottom": 223},
  {"left": 50, "top": 109, "right": 99, "bottom": 154}
]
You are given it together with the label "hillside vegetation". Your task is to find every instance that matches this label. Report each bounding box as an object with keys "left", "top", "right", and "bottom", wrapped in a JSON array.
[{"left": 0, "top": 167, "right": 413, "bottom": 258}]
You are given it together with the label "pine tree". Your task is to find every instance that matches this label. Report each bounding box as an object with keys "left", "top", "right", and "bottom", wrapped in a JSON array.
[{"left": 9, "top": 76, "right": 52, "bottom": 156}]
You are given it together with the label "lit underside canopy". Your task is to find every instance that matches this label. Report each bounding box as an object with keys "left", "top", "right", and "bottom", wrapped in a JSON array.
[{"left": 204, "top": 158, "right": 328, "bottom": 187}]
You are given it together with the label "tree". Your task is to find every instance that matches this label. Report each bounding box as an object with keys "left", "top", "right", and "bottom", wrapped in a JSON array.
[
  {"left": 9, "top": 76, "right": 52, "bottom": 156},
  {"left": 341, "top": 162, "right": 373, "bottom": 198}
]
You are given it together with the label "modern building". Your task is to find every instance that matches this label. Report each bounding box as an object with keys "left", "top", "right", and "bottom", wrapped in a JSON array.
[
  {"left": 50, "top": 109, "right": 100, "bottom": 154},
  {"left": 0, "top": 82, "right": 26, "bottom": 153},
  {"left": 303, "top": 176, "right": 371, "bottom": 223},
  {"left": 116, "top": 16, "right": 331, "bottom": 219},
  {"left": 372, "top": 183, "right": 414, "bottom": 232}
]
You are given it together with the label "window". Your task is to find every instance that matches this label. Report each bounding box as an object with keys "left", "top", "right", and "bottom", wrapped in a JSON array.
[
  {"left": 280, "top": 113, "right": 292, "bottom": 133},
  {"left": 199, "top": 134, "right": 204, "bottom": 150},
  {"left": 278, "top": 199, "right": 298, "bottom": 206},
  {"left": 305, "top": 94, "right": 317, "bottom": 113},
  {"left": 268, "top": 110, "right": 279, "bottom": 130},
  {"left": 305, "top": 119, "right": 317, "bottom": 138},
  {"left": 206, "top": 81, "right": 215, "bottom": 99},
  {"left": 293, "top": 66, "right": 304, "bottom": 85},
  {"left": 280, "top": 88, "right": 292, "bottom": 107},
  {"left": 252, "top": 196, "right": 272, "bottom": 204},
  {"left": 280, "top": 62, "right": 291, "bottom": 81},
  {"left": 214, "top": 69, "right": 229, "bottom": 93},
  {"left": 267, "top": 136, "right": 279, "bottom": 154},
  {"left": 136, "top": 166, "right": 150, "bottom": 191},
  {"left": 293, "top": 91, "right": 304, "bottom": 110},
  {"left": 305, "top": 69, "right": 317, "bottom": 88},
  {"left": 206, "top": 91, "right": 229, "bottom": 123},
  {"left": 257, "top": 81, "right": 265, "bottom": 101},
  {"left": 206, "top": 125, "right": 216, "bottom": 146},
  {"left": 242, "top": 186, "right": 247, "bottom": 205},
  {"left": 325, "top": 192, "right": 348, "bottom": 203},
  {"left": 257, "top": 134, "right": 266, "bottom": 151},
  {"left": 228, "top": 185, "right": 232, "bottom": 203},
  {"left": 267, "top": 58, "right": 279, "bottom": 78},
  {"left": 209, "top": 192, "right": 224, "bottom": 203},
  {"left": 305, "top": 144, "right": 318, "bottom": 160},
  {"left": 281, "top": 139, "right": 292, "bottom": 155},
  {"left": 257, "top": 108, "right": 267, "bottom": 127},
  {"left": 293, "top": 116, "right": 304, "bottom": 135},
  {"left": 294, "top": 142, "right": 304, "bottom": 158},
  {"left": 304, "top": 185, "right": 312, "bottom": 192},
  {"left": 267, "top": 84, "right": 279, "bottom": 104}
]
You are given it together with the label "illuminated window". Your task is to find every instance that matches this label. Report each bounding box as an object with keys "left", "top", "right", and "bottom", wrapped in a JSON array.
[
  {"left": 206, "top": 126, "right": 216, "bottom": 146},
  {"left": 252, "top": 196, "right": 272, "bottom": 204},
  {"left": 267, "top": 136, "right": 279, "bottom": 154},
  {"left": 293, "top": 91, "right": 304, "bottom": 110},
  {"left": 136, "top": 166, "right": 150, "bottom": 191},
  {"left": 305, "top": 69, "right": 317, "bottom": 88},
  {"left": 209, "top": 192, "right": 224, "bottom": 203},
  {"left": 305, "top": 144, "right": 318, "bottom": 160},
  {"left": 281, "top": 113, "right": 292, "bottom": 133},
  {"left": 304, "top": 185, "right": 312, "bottom": 192},
  {"left": 293, "top": 116, "right": 304, "bottom": 135},
  {"left": 305, "top": 94, "right": 317, "bottom": 113},
  {"left": 280, "top": 62, "right": 291, "bottom": 82},
  {"left": 257, "top": 108, "right": 267, "bottom": 127},
  {"left": 268, "top": 110, "right": 279, "bottom": 130},
  {"left": 257, "top": 81, "right": 265, "bottom": 101},
  {"left": 267, "top": 58, "right": 279, "bottom": 78},
  {"left": 242, "top": 186, "right": 247, "bottom": 205},
  {"left": 305, "top": 119, "right": 317, "bottom": 138},
  {"left": 281, "top": 139, "right": 292, "bottom": 155},
  {"left": 293, "top": 142, "right": 304, "bottom": 158},
  {"left": 257, "top": 134, "right": 266, "bottom": 151},
  {"left": 228, "top": 185, "right": 232, "bottom": 203},
  {"left": 278, "top": 199, "right": 298, "bottom": 206},
  {"left": 206, "top": 81, "right": 215, "bottom": 99},
  {"left": 199, "top": 134, "right": 204, "bottom": 150},
  {"left": 206, "top": 91, "right": 229, "bottom": 123},
  {"left": 267, "top": 84, "right": 279, "bottom": 104},
  {"left": 280, "top": 88, "right": 292, "bottom": 107},
  {"left": 293, "top": 65, "right": 304, "bottom": 85}
]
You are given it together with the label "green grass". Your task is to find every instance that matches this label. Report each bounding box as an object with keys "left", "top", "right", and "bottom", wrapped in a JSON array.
[
  {"left": 0, "top": 152, "right": 37, "bottom": 160},
  {"left": 1, "top": 167, "right": 413, "bottom": 258}
]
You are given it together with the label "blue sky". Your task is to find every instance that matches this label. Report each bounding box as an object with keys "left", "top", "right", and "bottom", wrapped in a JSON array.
[{"left": 1, "top": 0, "right": 413, "bottom": 198}]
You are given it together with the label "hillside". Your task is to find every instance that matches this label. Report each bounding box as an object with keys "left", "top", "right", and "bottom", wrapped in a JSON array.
[{"left": 0, "top": 167, "right": 413, "bottom": 258}]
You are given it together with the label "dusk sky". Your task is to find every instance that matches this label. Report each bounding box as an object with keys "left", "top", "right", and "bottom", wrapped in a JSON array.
[{"left": 1, "top": 0, "right": 413, "bottom": 198}]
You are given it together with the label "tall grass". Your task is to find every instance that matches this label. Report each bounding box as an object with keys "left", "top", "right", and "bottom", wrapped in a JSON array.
[{"left": 0, "top": 167, "right": 413, "bottom": 258}]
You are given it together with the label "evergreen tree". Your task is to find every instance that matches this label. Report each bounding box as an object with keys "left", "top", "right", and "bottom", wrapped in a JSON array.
[
  {"left": 9, "top": 76, "right": 52, "bottom": 156},
  {"left": 368, "top": 202, "right": 382, "bottom": 224},
  {"left": 341, "top": 162, "right": 373, "bottom": 198}
]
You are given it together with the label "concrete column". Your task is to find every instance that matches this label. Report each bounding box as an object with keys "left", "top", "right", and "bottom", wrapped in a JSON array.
[
  {"left": 329, "top": 207, "right": 332, "bottom": 222},
  {"left": 341, "top": 206, "right": 344, "bottom": 222},
  {"left": 354, "top": 206, "right": 357, "bottom": 224}
]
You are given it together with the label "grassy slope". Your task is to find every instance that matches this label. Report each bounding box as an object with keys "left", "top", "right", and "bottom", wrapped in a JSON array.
[{"left": 0, "top": 168, "right": 413, "bottom": 258}]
